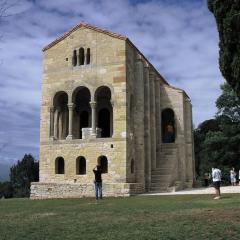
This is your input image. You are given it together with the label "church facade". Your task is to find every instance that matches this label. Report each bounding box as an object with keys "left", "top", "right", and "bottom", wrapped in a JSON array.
[{"left": 30, "top": 22, "right": 195, "bottom": 199}]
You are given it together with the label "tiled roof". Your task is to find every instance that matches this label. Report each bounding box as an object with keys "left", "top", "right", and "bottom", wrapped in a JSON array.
[{"left": 42, "top": 21, "right": 128, "bottom": 51}]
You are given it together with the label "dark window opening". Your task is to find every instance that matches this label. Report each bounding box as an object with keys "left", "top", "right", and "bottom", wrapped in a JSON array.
[
  {"left": 79, "top": 111, "right": 89, "bottom": 139},
  {"left": 72, "top": 50, "right": 77, "bottom": 66},
  {"left": 76, "top": 156, "right": 86, "bottom": 175},
  {"left": 162, "top": 108, "right": 175, "bottom": 143},
  {"left": 66, "top": 58, "right": 68, "bottom": 61},
  {"left": 111, "top": 144, "right": 113, "bottom": 148},
  {"left": 86, "top": 48, "right": 90, "bottom": 64},
  {"left": 131, "top": 159, "right": 134, "bottom": 174},
  {"left": 98, "top": 108, "right": 110, "bottom": 137},
  {"left": 98, "top": 156, "right": 108, "bottom": 173},
  {"left": 53, "top": 92, "right": 69, "bottom": 140},
  {"left": 55, "top": 157, "right": 65, "bottom": 174},
  {"left": 79, "top": 48, "right": 85, "bottom": 65}
]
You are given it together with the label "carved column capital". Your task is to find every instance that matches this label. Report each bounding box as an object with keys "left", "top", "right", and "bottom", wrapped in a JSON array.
[
  {"left": 68, "top": 103, "right": 75, "bottom": 110},
  {"left": 110, "top": 100, "right": 114, "bottom": 107},
  {"left": 90, "top": 101, "right": 97, "bottom": 109},
  {"left": 50, "top": 106, "right": 54, "bottom": 113}
]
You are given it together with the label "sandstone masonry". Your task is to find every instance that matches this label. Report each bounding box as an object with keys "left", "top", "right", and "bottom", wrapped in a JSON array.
[{"left": 30, "top": 22, "right": 195, "bottom": 199}]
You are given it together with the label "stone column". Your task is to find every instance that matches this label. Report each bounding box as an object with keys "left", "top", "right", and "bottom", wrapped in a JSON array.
[
  {"left": 135, "top": 54, "right": 145, "bottom": 185},
  {"left": 77, "top": 50, "right": 80, "bottom": 66},
  {"left": 110, "top": 100, "right": 114, "bottom": 137},
  {"left": 66, "top": 103, "right": 74, "bottom": 140},
  {"left": 53, "top": 107, "right": 60, "bottom": 139},
  {"left": 144, "top": 63, "right": 151, "bottom": 191},
  {"left": 50, "top": 107, "right": 54, "bottom": 139},
  {"left": 155, "top": 79, "right": 161, "bottom": 167},
  {"left": 150, "top": 71, "right": 156, "bottom": 170},
  {"left": 90, "top": 101, "right": 97, "bottom": 137}
]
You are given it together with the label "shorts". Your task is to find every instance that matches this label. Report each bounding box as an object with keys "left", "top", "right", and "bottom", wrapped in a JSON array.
[
  {"left": 213, "top": 181, "right": 221, "bottom": 189},
  {"left": 230, "top": 177, "right": 236, "bottom": 183}
]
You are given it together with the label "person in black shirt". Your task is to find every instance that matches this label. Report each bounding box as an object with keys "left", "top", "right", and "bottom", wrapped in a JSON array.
[{"left": 93, "top": 165, "right": 103, "bottom": 200}]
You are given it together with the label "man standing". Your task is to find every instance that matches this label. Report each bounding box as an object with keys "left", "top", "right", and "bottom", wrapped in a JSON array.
[
  {"left": 212, "top": 166, "right": 222, "bottom": 200},
  {"left": 93, "top": 165, "right": 103, "bottom": 200}
]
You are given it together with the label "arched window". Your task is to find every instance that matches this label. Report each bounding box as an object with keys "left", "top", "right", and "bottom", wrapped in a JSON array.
[
  {"left": 162, "top": 108, "right": 176, "bottom": 143},
  {"left": 72, "top": 50, "right": 77, "bottom": 66},
  {"left": 72, "top": 87, "right": 91, "bottom": 139},
  {"left": 76, "top": 156, "right": 86, "bottom": 175},
  {"left": 98, "top": 108, "right": 110, "bottom": 137},
  {"left": 97, "top": 156, "right": 108, "bottom": 173},
  {"left": 79, "top": 48, "right": 85, "bottom": 65},
  {"left": 95, "top": 86, "right": 113, "bottom": 138},
  {"left": 86, "top": 48, "right": 90, "bottom": 64},
  {"left": 53, "top": 92, "right": 69, "bottom": 140},
  {"left": 131, "top": 159, "right": 134, "bottom": 174},
  {"left": 55, "top": 157, "right": 65, "bottom": 174}
]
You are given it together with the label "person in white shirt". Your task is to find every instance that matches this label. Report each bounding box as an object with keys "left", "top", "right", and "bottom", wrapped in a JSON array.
[
  {"left": 239, "top": 170, "right": 240, "bottom": 186},
  {"left": 212, "top": 166, "right": 222, "bottom": 200},
  {"left": 230, "top": 167, "right": 236, "bottom": 186}
]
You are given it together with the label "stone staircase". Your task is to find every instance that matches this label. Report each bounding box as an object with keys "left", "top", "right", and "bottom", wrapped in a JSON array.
[{"left": 150, "top": 144, "right": 177, "bottom": 193}]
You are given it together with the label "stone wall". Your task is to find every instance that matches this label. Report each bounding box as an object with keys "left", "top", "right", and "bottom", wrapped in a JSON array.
[
  {"left": 40, "top": 26, "right": 128, "bottom": 188},
  {"left": 34, "top": 23, "right": 195, "bottom": 199},
  {"left": 31, "top": 182, "right": 144, "bottom": 199}
]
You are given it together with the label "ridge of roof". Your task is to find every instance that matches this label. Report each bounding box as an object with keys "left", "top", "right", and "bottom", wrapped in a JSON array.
[
  {"left": 42, "top": 21, "right": 172, "bottom": 86},
  {"left": 42, "top": 21, "right": 128, "bottom": 51}
]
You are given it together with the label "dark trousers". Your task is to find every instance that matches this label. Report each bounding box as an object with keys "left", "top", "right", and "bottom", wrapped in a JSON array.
[{"left": 95, "top": 181, "right": 102, "bottom": 200}]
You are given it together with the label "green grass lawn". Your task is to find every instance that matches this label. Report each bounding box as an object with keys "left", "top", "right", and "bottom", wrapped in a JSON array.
[{"left": 0, "top": 194, "right": 240, "bottom": 240}]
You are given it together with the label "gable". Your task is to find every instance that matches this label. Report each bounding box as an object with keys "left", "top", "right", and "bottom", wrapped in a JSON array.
[{"left": 43, "top": 22, "right": 127, "bottom": 52}]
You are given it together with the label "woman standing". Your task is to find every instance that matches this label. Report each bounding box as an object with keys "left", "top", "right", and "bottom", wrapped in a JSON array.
[{"left": 230, "top": 167, "right": 236, "bottom": 186}]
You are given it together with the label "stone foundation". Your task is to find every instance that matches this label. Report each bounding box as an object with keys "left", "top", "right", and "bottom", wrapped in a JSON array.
[{"left": 30, "top": 182, "right": 144, "bottom": 199}]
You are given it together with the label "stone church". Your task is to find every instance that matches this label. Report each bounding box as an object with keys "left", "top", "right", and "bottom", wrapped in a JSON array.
[{"left": 30, "top": 22, "right": 195, "bottom": 199}]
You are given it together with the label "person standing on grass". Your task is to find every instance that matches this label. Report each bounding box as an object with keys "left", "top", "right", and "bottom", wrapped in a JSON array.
[
  {"left": 230, "top": 167, "right": 236, "bottom": 186},
  {"left": 212, "top": 166, "right": 221, "bottom": 200},
  {"left": 239, "top": 170, "right": 240, "bottom": 186},
  {"left": 93, "top": 165, "right": 103, "bottom": 200}
]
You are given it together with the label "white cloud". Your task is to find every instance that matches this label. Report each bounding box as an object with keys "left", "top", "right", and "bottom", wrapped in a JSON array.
[{"left": 0, "top": 0, "right": 223, "bottom": 165}]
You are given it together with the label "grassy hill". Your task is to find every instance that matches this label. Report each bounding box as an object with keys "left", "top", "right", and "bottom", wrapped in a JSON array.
[
  {"left": 0, "top": 163, "right": 10, "bottom": 181},
  {"left": 0, "top": 194, "right": 240, "bottom": 240}
]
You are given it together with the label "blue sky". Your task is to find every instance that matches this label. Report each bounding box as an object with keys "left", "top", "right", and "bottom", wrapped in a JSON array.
[{"left": 0, "top": 0, "right": 223, "bottom": 167}]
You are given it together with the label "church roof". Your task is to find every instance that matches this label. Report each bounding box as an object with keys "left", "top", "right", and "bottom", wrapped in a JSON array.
[
  {"left": 42, "top": 21, "right": 127, "bottom": 51},
  {"left": 42, "top": 22, "right": 191, "bottom": 97}
]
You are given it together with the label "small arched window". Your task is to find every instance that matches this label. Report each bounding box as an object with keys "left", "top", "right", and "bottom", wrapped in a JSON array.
[
  {"left": 79, "top": 48, "right": 85, "bottom": 65},
  {"left": 76, "top": 156, "right": 86, "bottom": 175},
  {"left": 86, "top": 48, "right": 90, "bottom": 64},
  {"left": 97, "top": 156, "right": 108, "bottom": 173},
  {"left": 162, "top": 108, "right": 176, "bottom": 143},
  {"left": 55, "top": 157, "right": 65, "bottom": 174},
  {"left": 131, "top": 159, "right": 134, "bottom": 174},
  {"left": 72, "top": 50, "right": 77, "bottom": 66}
]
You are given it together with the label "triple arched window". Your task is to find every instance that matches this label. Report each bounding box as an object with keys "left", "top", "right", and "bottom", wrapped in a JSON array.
[
  {"left": 72, "top": 48, "right": 90, "bottom": 66},
  {"left": 54, "top": 156, "right": 108, "bottom": 175}
]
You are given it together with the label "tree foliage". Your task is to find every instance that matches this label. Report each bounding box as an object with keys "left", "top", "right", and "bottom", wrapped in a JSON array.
[
  {"left": 208, "top": 0, "right": 240, "bottom": 96},
  {"left": 194, "top": 83, "right": 240, "bottom": 184},
  {"left": 0, "top": 181, "right": 13, "bottom": 198},
  {"left": 9, "top": 154, "right": 39, "bottom": 197}
]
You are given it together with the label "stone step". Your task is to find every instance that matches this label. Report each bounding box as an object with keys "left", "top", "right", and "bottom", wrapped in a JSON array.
[
  {"left": 151, "top": 174, "right": 171, "bottom": 179},
  {"left": 149, "top": 187, "right": 169, "bottom": 192},
  {"left": 149, "top": 188, "right": 171, "bottom": 193},
  {"left": 151, "top": 179, "right": 170, "bottom": 184},
  {"left": 152, "top": 168, "right": 173, "bottom": 174},
  {"left": 150, "top": 181, "right": 169, "bottom": 187},
  {"left": 160, "top": 153, "right": 177, "bottom": 156}
]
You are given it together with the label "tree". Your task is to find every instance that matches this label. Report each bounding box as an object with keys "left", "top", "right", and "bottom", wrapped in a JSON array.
[
  {"left": 208, "top": 0, "right": 240, "bottom": 96},
  {"left": 194, "top": 83, "right": 240, "bottom": 184},
  {"left": 0, "top": 181, "right": 13, "bottom": 198},
  {"left": 10, "top": 154, "right": 39, "bottom": 197}
]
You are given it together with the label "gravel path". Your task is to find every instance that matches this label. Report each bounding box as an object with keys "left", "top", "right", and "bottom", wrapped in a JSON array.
[{"left": 142, "top": 186, "right": 240, "bottom": 196}]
